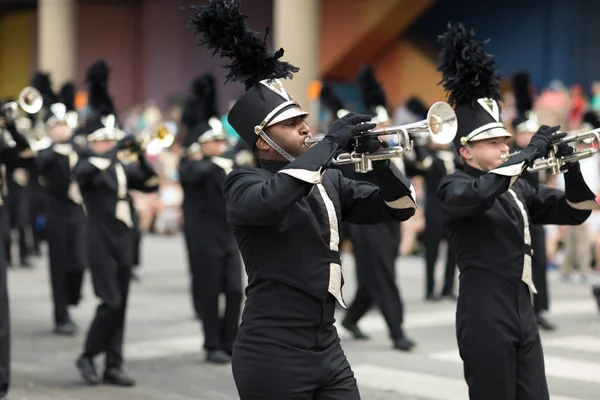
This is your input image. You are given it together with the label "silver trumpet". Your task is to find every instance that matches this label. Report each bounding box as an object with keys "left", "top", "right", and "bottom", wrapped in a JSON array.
[
  {"left": 1, "top": 86, "right": 44, "bottom": 121},
  {"left": 501, "top": 129, "right": 600, "bottom": 174},
  {"left": 304, "top": 101, "right": 458, "bottom": 173}
]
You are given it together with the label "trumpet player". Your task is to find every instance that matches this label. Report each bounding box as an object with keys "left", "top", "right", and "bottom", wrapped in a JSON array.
[
  {"left": 73, "top": 117, "right": 159, "bottom": 387},
  {"left": 36, "top": 104, "right": 86, "bottom": 336},
  {"left": 179, "top": 121, "right": 242, "bottom": 364},
  {"left": 437, "top": 24, "right": 599, "bottom": 400},
  {"left": 188, "top": 1, "right": 416, "bottom": 398},
  {"left": 0, "top": 100, "right": 33, "bottom": 400}
]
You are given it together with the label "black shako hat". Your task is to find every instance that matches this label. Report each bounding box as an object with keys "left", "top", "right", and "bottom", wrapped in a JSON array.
[
  {"left": 511, "top": 71, "right": 539, "bottom": 133},
  {"left": 437, "top": 23, "right": 511, "bottom": 152},
  {"left": 186, "top": 0, "right": 307, "bottom": 152}
]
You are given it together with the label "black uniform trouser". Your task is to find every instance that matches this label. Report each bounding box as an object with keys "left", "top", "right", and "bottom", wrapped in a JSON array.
[
  {"left": 83, "top": 225, "right": 132, "bottom": 369},
  {"left": 530, "top": 224, "right": 549, "bottom": 313},
  {"left": 343, "top": 223, "right": 404, "bottom": 340},
  {"left": 5, "top": 191, "right": 29, "bottom": 265},
  {"left": 0, "top": 210, "right": 10, "bottom": 396},
  {"left": 233, "top": 287, "right": 360, "bottom": 400},
  {"left": 457, "top": 269, "right": 549, "bottom": 400},
  {"left": 29, "top": 183, "right": 45, "bottom": 253},
  {"left": 45, "top": 199, "right": 86, "bottom": 325},
  {"left": 197, "top": 240, "right": 242, "bottom": 352},
  {"left": 183, "top": 215, "right": 203, "bottom": 318},
  {"left": 424, "top": 211, "right": 456, "bottom": 296}
]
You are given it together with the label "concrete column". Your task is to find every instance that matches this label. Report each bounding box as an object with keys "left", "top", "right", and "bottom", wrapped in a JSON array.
[
  {"left": 38, "top": 0, "right": 76, "bottom": 90},
  {"left": 273, "top": 0, "right": 319, "bottom": 123}
]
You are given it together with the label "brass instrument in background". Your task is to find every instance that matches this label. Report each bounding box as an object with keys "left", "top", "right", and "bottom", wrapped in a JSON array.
[
  {"left": 304, "top": 102, "right": 458, "bottom": 173},
  {"left": 118, "top": 124, "right": 176, "bottom": 163},
  {"left": 1, "top": 87, "right": 44, "bottom": 122},
  {"left": 501, "top": 129, "right": 600, "bottom": 175}
]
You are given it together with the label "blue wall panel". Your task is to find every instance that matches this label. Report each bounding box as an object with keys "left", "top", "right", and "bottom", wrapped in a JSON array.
[{"left": 411, "top": 0, "right": 593, "bottom": 93}]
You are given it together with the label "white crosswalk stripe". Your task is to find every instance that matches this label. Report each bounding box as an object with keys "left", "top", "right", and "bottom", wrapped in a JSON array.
[
  {"left": 334, "top": 299, "right": 597, "bottom": 334},
  {"left": 430, "top": 338, "right": 600, "bottom": 385},
  {"left": 354, "top": 364, "right": 585, "bottom": 400},
  {"left": 543, "top": 335, "right": 600, "bottom": 354}
]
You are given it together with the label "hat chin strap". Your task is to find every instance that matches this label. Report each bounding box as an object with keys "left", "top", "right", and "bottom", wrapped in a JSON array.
[{"left": 259, "top": 131, "right": 296, "bottom": 162}]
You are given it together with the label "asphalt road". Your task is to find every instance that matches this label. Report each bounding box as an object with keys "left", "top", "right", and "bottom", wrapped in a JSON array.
[{"left": 6, "top": 234, "right": 600, "bottom": 400}]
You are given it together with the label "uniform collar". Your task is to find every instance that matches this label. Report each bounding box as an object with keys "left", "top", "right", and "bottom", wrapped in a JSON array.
[
  {"left": 463, "top": 163, "right": 487, "bottom": 177},
  {"left": 259, "top": 160, "right": 288, "bottom": 173}
]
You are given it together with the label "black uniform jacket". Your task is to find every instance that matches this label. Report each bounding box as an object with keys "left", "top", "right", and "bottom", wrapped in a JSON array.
[
  {"left": 438, "top": 151, "right": 599, "bottom": 292},
  {"left": 180, "top": 154, "right": 236, "bottom": 248},
  {"left": 37, "top": 142, "right": 83, "bottom": 213},
  {"left": 73, "top": 148, "right": 159, "bottom": 266},
  {"left": 223, "top": 138, "right": 417, "bottom": 307},
  {"left": 0, "top": 124, "right": 34, "bottom": 205}
]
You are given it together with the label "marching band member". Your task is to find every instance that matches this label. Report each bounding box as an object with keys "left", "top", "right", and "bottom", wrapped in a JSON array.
[
  {"left": 37, "top": 100, "right": 86, "bottom": 336},
  {"left": 187, "top": 1, "right": 417, "bottom": 398},
  {"left": 179, "top": 120, "right": 242, "bottom": 364},
  {"left": 437, "top": 23, "right": 599, "bottom": 399},
  {"left": 403, "top": 97, "right": 459, "bottom": 301},
  {"left": 0, "top": 102, "right": 32, "bottom": 400},
  {"left": 510, "top": 71, "right": 555, "bottom": 331},
  {"left": 74, "top": 116, "right": 159, "bottom": 387},
  {"left": 179, "top": 73, "right": 218, "bottom": 319},
  {"left": 339, "top": 66, "right": 416, "bottom": 351}
]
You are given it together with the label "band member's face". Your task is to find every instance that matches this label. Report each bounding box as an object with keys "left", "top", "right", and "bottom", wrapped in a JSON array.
[
  {"left": 200, "top": 140, "right": 227, "bottom": 157},
  {"left": 90, "top": 140, "right": 116, "bottom": 154},
  {"left": 259, "top": 115, "right": 310, "bottom": 161},
  {"left": 460, "top": 137, "right": 510, "bottom": 172},
  {"left": 47, "top": 123, "right": 72, "bottom": 142}
]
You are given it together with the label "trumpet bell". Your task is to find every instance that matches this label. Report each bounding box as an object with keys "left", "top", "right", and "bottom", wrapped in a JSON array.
[
  {"left": 145, "top": 125, "right": 175, "bottom": 156},
  {"left": 18, "top": 87, "right": 43, "bottom": 115},
  {"left": 426, "top": 101, "right": 458, "bottom": 145}
]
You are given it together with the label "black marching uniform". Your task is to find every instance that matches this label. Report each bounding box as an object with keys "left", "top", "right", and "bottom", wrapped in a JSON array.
[
  {"left": 187, "top": 2, "right": 417, "bottom": 397},
  {"left": 179, "top": 73, "right": 221, "bottom": 319},
  {"left": 179, "top": 124, "right": 242, "bottom": 362},
  {"left": 334, "top": 68, "right": 415, "bottom": 350},
  {"left": 420, "top": 147, "right": 458, "bottom": 299},
  {"left": 4, "top": 155, "right": 35, "bottom": 268},
  {"left": 37, "top": 139, "right": 86, "bottom": 333},
  {"left": 0, "top": 119, "right": 32, "bottom": 398},
  {"left": 436, "top": 24, "right": 599, "bottom": 399},
  {"left": 74, "top": 119, "right": 159, "bottom": 386}
]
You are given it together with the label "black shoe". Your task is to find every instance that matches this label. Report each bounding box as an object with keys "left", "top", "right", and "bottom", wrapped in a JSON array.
[
  {"left": 593, "top": 286, "right": 600, "bottom": 312},
  {"left": 441, "top": 293, "right": 457, "bottom": 301},
  {"left": 20, "top": 260, "right": 33, "bottom": 268},
  {"left": 341, "top": 320, "right": 370, "bottom": 340},
  {"left": 393, "top": 335, "right": 416, "bottom": 351},
  {"left": 425, "top": 294, "right": 441, "bottom": 302},
  {"left": 76, "top": 356, "right": 100, "bottom": 385},
  {"left": 536, "top": 314, "right": 556, "bottom": 331},
  {"left": 55, "top": 321, "right": 77, "bottom": 336},
  {"left": 206, "top": 350, "right": 231, "bottom": 364},
  {"left": 103, "top": 368, "right": 136, "bottom": 387}
]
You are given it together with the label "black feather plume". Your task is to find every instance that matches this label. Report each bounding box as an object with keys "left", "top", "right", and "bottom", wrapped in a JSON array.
[
  {"left": 357, "top": 65, "right": 387, "bottom": 112},
  {"left": 58, "top": 82, "right": 76, "bottom": 111},
  {"left": 85, "top": 60, "right": 115, "bottom": 117},
  {"left": 405, "top": 96, "right": 429, "bottom": 120},
  {"left": 437, "top": 23, "right": 501, "bottom": 107},
  {"left": 192, "top": 73, "right": 218, "bottom": 117},
  {"left": 583, "top": 110, "right": 600, "bottom": 129},
  {"left": 512, "top": 71, "right": 533, "bottom": 115},
  {"left": 319, "top": 84, "right": 345, "bottom": 116},
  {"left": 30, "top": 72, "right": 57, "bottom": 105},
  {"left": 186, "top": 0, "right": 299, "bottom": 90}
]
